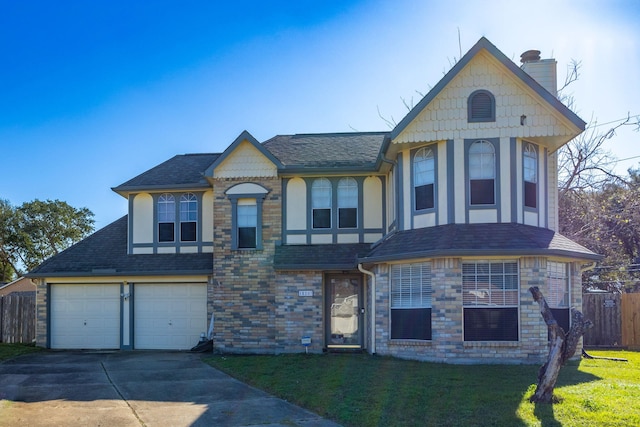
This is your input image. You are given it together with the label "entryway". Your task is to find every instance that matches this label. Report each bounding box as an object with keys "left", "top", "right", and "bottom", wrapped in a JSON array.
[{"left": 325, "top": 274, "right": 364, "bottom": 349}]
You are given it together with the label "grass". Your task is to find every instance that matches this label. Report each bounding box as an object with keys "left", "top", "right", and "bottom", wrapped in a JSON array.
[
  {"left": 0, "top": 342, "right": 42, "bottom": 362},
  {"left": 204, "top": 350, "right": 640, "bottom": 426}
]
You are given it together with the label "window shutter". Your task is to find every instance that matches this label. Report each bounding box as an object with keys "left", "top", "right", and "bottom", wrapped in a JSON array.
[{"left": 471, "top": 93, "right": 492, "bottom": 119}]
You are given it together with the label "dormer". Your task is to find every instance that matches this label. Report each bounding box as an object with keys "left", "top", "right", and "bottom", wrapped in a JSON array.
[{"left": 384, "top": 37, "right": 585, "bottom": 232}]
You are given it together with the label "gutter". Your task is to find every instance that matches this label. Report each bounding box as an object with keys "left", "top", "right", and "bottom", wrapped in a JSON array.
[{"left": 358, "top": 263, "right": 376, "bottom": 354}]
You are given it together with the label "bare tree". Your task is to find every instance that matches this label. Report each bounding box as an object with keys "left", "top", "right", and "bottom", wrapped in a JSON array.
[{"left": 528, "top": 287, "right": 592, "bottom": 404}]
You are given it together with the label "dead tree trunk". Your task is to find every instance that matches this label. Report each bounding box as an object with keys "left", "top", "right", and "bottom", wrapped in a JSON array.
[{"left": 529, "top": 286, "right": 592, "bottom": 404}]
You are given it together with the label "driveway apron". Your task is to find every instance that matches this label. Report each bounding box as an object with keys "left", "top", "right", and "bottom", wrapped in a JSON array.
[{"left": 0, "top": 351, "right": 340, "bottom": 427}]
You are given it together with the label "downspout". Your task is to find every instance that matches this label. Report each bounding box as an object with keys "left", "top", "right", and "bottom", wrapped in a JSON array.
[
  {"left": 358, "top": 263, "right": 376, "bottom": 354},
  {"left": 580, "top": 261, "right": 597, "bottom": 273}
]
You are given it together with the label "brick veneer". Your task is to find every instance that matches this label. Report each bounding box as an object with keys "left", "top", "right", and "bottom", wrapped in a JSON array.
[
  {"left": 211, "top": 177, "right": 281, "bottom": 353},
  {"left": 370, "top": 256, "right": 583, "bottom": 364}
]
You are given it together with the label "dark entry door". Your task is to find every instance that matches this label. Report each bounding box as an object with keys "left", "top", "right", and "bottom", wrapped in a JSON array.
[{"left": 326, "top": 275, "right": 363, "bottom": 349}]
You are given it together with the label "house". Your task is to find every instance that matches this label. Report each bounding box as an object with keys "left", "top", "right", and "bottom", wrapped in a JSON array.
[
  {"left": 27, "top": 37, "right": 601, "bottom": 363},
  {"left": 0, "top": 277, "right": 36, "bottom": 296}
]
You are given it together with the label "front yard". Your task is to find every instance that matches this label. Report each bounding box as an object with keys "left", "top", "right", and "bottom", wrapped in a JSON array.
[
  {"left": 0, "top": 343, "right": 42, "bottom": 362},
  {"left": 205, "top": 350, "right": 640, "bottom": 426}
]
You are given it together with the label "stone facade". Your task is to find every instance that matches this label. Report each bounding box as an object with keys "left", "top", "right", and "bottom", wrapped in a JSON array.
[
  {"left": 211, "top": 177, "right": 281, "bottom": 353},
  {"left": 274, "top": 271, "right": 324, "bottom": 353},
  {"left": 369, "top": 256, "right": 579, "bottom": 364}
]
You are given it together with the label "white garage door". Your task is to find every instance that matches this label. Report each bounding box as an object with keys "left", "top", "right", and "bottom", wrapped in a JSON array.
[
  {"left": 51, "top": 284, "right": 120, "bottom": 349},
  {"left": 134, "top": 283, "right": 207, "bottom": 350}
]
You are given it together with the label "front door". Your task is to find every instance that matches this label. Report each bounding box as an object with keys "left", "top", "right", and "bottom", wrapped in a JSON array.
[{"left": 326, "top": 274, "right": 363, "bottom": 349}]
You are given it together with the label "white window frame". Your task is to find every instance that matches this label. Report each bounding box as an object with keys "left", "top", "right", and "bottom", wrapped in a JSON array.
[{"left": 337, "top": 177, "right": 358, "bottom": 229}]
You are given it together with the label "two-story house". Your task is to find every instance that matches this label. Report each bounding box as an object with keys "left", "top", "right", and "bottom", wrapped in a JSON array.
[{"left": 28, "top": 37, "right": 600, "bottom": 363}]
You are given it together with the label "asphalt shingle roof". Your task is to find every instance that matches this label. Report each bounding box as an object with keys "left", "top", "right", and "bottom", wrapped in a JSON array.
[
  {"left": 27, "top": 216, "right": 213, "bottom": 277},
  {"left": 274, "top": 243, "right": 372, "bottom": 270},
  {"left": 113, "top": 153, "right": 220, "bottom": 191},
  {"left": 360, "top": 223, "right": 601, "bottom": 263},
  {"left": 263, "top": 132, "right": 388, "bottom": 169}
]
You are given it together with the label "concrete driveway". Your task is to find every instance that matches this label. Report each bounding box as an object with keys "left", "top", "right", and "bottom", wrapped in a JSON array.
[{"left": 0, "top": 351, "right": 340, "bottom": 427}]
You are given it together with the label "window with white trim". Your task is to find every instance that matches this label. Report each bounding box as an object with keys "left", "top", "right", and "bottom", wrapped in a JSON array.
[
  {"left": 462, "top": 261, "right": 519, "bottom": 341},
  {"left": 547, "top": 261, "right": 570, "bottom": 333},
  {"left": 312, "top": 178, "right": 332, "bottom": 229},
  {"left": 469, "top": 140, "right": 496, "bottom": 205},
  {"left": 413, "top": 147, "right": 435, "bottom": 211},
  {"left": 158, "top": 193, "right": 175, "bottom": 242},
  {"left": 524, "top": 143, "right": 538, "bottom": 208},
  {"left": 337, "top": 177, "right": 358, "bottom": 228},
  {"left": 390, "top": 263, "right": 432, "bottom": 340},
  {"left": 180, "top": 193, "right": 197, "bottom": 241}
]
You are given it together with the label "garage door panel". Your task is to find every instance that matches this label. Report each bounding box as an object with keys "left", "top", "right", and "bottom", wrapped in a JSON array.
[
  {"left": 134, "top": 283, "right": 206, "bottom": 350},
  {"left": 51, "top": 284, "right": 120, "bottom": 350}
]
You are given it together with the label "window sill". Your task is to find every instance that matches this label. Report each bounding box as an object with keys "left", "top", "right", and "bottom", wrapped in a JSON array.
[
  {"left": 463, "top": 341, "right": 520, "bottom": 348},
  {"left": 389, "top": 339, "right": 432, "bottom": 346}
]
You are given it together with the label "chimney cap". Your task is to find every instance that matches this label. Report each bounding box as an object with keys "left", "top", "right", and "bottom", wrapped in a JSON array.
[{"left": 520, "top": 50, "right": 541, "bottom": 63}]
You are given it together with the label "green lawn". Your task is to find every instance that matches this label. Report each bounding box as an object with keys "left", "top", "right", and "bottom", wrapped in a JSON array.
[
  {"left": 0, "top": 343, "right": 42, "bottom": 362},
  {"left": 204, "top": 350, "right": 640, "bottom": 426}
]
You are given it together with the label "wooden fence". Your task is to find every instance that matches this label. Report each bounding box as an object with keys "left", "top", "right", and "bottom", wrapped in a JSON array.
[
  {"left": 622, "top": 293, "right": 640, "bottom": 349},
  {"left": 583, "top": 292, "right": 640, "bottom": 349},
  {"left": 0, "top": 292, "right": 36, "bottom": 343}
]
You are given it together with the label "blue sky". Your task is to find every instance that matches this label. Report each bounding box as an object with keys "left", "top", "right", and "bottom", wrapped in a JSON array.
[{"left": 2, "top": 0, "right": 639, "bottom": 229}]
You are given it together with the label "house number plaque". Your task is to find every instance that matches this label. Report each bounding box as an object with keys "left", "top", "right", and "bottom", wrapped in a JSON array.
[{"left": 299, "top": 290, "right": 313, "bottom": 297}]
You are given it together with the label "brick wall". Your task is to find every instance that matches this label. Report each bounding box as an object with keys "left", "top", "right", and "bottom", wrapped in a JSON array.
[
  {"left": 274, "top": 271, "right": 324, "bottom": 353},
  {"left": 212, "top": 177, "right": 281, "bottom": 353},
  {"left": 373, "top": 256, "right": 557, "bottom": 364},
  {"left": 35, "top": 279, "right": 47, "bottom": 347}
]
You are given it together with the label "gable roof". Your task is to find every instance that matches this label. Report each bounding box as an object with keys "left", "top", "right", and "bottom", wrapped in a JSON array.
[
  {"left": 390, "top": 37, "right": 586, "bottom": 142},
  {"left": 112, "top": 153, "right": 219, "bottom": 195},
  {"left": 263, "top": 132, "right": 389, "bottom": 172},
  {"left": 359, "top": 223, "right": 601, "bottom": 263},
  {"left": 205, "top": 130, "right": 283, "bottom": 176},
  {"left": 26, "top": 216, "right": 213, "bottom": 278}
]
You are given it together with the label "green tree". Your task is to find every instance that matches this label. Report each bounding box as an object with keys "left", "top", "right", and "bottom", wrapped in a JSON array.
[
  {"left": 0, "top": 199, "right": 95, "bottom": 275},
  {"left": 0, "top": 199, "right": 20, "bottom": 282}
]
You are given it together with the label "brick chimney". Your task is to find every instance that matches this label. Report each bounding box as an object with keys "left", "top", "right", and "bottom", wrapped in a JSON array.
[{"left": 520, "top": 50, "right": 557, "bottom": 97}]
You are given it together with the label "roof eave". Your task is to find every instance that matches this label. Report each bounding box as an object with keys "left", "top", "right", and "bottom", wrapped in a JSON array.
[
  {"left": 111, "top": 182, "right": 211, "bottom": 197},
  {"left": 26, "top": 269, "right": 214, "bottom": 279},
  {"left": 358, "top": 248, "right": 603, "bottom": 264}
]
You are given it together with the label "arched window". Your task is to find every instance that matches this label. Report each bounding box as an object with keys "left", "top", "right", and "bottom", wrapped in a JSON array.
[
  {"left": 413, "top": 147, "right": 435, "bottom": 210},
  {"left": 312, "top": 178, "right": 332, "bottom": 229},
  {"left": 469, "top": 140, "right": 495, "bottom": 205},
  {"left": 158, "top": 193, "right": 175, "bottom": 242},
  {"left": 180, "top": 193, "right": 197, "bottom": 241},
  {"left": 468, "top": 90, "right": 496, "bottom": 122},
  {"left": 523, "top": 143, "right": 537, "bottom": 208},
  {"left": 338, "top": 178, "right": 358, "bottom": 228}
]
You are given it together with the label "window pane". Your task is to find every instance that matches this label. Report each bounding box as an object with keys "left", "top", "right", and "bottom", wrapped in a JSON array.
[
  {"left": 525, "top": 181, "right": 537, "bottom": 208},
  {"left": 158, "top": 194, "right": 175, "bottom": 222},
  {"left": 337, "top": 178, "right": 357, "bottom": 208},
  {"left": 158, "top": 222, "right": 174, "bottom": 242},
  {"left": 180, "top": 193, "right": 197, "bottom": 221},
  {"left": 313, "top": 208, "right": 331, "bottom": 228},
  {"left": 470, "top": 179, "right": 495, "bottom": 205},
  {"left": 180, "top": 222, "right": 196, "bottom": 242},
  {"left": 414, "top": 148, "right": 435, "bottom": 186},
  {"left": 238, "top": 205, "right": 257, "bottom": 227},
  {"left": 391, "top": 308, "right": 432, "bottom": 340},
  {"left": 338, "top": 207, "right": 357, "bottom": 228},
  {"left": 238, "top": 227, "right": 256, "bottom": 248},
  {"left": 469, "top": 141, "right": 495, "bottom": 179},
  {"left": 312, "top": 179, "right": 332, "bottom": 208},
  {"left": 415, "top": 184, "right": 434, "bottom": 210},
  {"left": 464, "top": 307, "right": 518, "bottom": 341}
]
